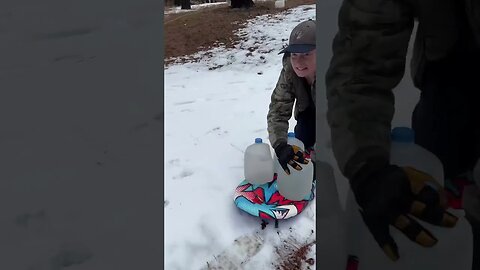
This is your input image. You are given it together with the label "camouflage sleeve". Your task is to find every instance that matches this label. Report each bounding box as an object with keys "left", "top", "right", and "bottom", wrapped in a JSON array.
[
  {"left": 267, "top": 65, "right": 295, "bottom": 149},
  {"left": 325, "top": 0, "right": 414, "bottom": 179}
]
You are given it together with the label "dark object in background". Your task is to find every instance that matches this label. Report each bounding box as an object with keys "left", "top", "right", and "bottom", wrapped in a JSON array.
[
  {"left": 181, "top": 0, "right": 191, "bottom": 9},
  {"left": 230, "top": 0, "right": 254, "bottom": 9}
]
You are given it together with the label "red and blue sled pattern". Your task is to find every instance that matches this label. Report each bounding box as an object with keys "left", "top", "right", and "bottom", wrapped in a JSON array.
[{"left": 234, "top": 174, "right": 315, "bottom": 220}]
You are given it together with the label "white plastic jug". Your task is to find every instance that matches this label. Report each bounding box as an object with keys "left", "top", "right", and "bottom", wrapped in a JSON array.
[
  {"left": 474, "top": 158, "right": 480, "bottom": 187},
  {"left": 276, "top": 160, "right": 313, "bottom": 201},
  {"left": 273, "top": 132, "right": 305, "bottom": 175},
  {"left": 390, "top": 127, "right": 444, "bottom": 187},
  {"left": 275, "top": 132, "right": 313, "bottom": 201},
  {"left": 316, "top": 161, "right": 342, "bottom": 216},
  {"left": 244, "top": 138, "right": 274, "bottom": 185},
  {"left": 287, "top": 131, "right": 304, "bottom": 151},
  {"left": 343, "top": 127, "right": 473, "bottom": 270},
  {"left": 464, "top": 159, "right": 480, "bottom": 225},
  {"left": 316, "top": 161, "right": 349, "bottom": 269}
]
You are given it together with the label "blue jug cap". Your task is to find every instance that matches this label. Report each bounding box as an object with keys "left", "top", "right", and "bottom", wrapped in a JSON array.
[
  {"left": 255, "top": 138, "right": 263, "bottom": 143},
  {"left": 391, "top": 127, "right": 415, "bottom": 143},
  {"left": 288, "top": 132, "right": 295, "bottom": 138}
]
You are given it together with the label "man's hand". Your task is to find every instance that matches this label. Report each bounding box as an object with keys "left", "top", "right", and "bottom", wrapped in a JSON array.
[
  {"left": 274, "top": 142, "right": 309, "bottom": 175},
  {"left": 351, "top": 162, "right": 459, "bottom": 261}
]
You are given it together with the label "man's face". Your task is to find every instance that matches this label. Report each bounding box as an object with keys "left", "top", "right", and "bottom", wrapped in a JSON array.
[{"left": 290, "top": 49, "right": 316, "bottom": 79}]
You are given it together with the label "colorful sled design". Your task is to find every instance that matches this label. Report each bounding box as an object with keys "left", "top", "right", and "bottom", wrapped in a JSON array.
[{"left": 234, "top": 174, "right": 315, "bottom": 221}]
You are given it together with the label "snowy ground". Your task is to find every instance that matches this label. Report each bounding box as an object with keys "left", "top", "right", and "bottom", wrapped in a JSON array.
[
  {"left": 164, "top": 2, "right": 228, "bottom": 15},
  {"left": 164, "top": 5, "right": 316, "bottom": 270}
]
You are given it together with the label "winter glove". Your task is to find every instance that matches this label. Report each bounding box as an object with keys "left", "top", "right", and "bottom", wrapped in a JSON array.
[
  {"left": 351, "top": 159, "right": 459, "bottom": 261},
  {"left": 274, "top": 142, "right": 309, "bottom": 175}
]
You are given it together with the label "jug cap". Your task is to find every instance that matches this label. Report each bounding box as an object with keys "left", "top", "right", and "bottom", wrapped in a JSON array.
[
  {"left": 391, "top": 127, "right": 415, "bottom": 143},
  {"left": 288, "top": 132, "right": 295, "bottom": 138},
  {"left": 255, "top": 138, "right": 263, "bottom": 143}
]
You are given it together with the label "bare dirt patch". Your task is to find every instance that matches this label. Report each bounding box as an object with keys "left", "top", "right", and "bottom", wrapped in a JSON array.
[{"left": 274, "top": 237, "right": 316, "bottom": 270}]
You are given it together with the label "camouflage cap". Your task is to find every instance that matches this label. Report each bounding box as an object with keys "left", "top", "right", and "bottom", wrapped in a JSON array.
[{"left": 279, "top": 19, "right": 316, "bottom": 54}]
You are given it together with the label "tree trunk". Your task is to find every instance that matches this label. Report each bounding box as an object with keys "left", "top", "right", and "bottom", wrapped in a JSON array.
[
  {"left": 230, "top": 0, "right": 254, "bottom": 9},
  {"left": 181, "top": 0, "right": 191, "bottom": 9}
]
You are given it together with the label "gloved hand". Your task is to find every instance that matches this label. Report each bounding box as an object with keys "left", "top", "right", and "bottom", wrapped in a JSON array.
[
  {"left": 274, "top": 142, "right": 309, "bottom": 175},
  {"left": 351, "top": 159, "right": 459, "bottom": 261}
]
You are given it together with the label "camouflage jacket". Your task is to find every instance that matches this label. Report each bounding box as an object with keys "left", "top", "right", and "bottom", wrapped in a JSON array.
[
  {"left": 267, "top": 55, "right": 316, "bottom": 149},
  {"left": 326, "top": 0, "right": 480, "bottom": 179}
]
